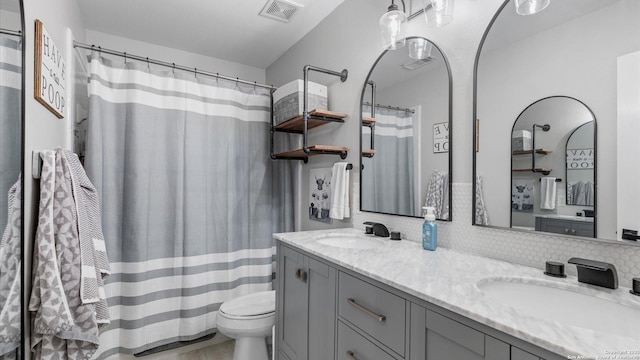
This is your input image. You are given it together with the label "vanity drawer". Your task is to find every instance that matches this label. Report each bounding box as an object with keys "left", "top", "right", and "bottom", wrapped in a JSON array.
[
  {"left": 337, "top": 321, "right": 395, "bottom": 360},
  {"left": 338, "top": 272, "right": 406, "bottom": 356}
]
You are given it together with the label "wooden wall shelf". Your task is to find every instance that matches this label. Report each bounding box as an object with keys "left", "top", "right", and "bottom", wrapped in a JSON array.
[
  {"left": 274, "top": 145, "right": 349, "bottom": 160},
  {"left": 274, "top": 109, "right": 348, "bottom": 133},
  {"left": 362, "top": 149, "right": 376, "bottom": 158},
  {"left": 512, "top": 149, "right": 553, "bottom": 155}
]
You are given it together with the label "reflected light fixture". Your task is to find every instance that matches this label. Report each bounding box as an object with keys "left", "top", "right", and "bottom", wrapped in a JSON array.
[
  {"left": 379, "top": 0, "right": 407, "bottom": 50},
  {"left": 514, "top": 0, "right": 550, "bottom": 15},
  {"left": 424, "top": 0, "right": 454, "bottom": 27},
  {"left": 408, "top": 38, "right": 433, "bottom": 60}
]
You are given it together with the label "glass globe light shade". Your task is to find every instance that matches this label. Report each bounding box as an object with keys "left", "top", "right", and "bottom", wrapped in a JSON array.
[
  {"left": 514, "top": 0, "right": 550, "bottom": 15},
  {"left": 379, "top": 6, "right": 407, "bottom": 50}
]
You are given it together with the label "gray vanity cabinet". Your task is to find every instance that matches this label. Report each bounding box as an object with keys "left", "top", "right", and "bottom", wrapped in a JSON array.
[
  {"left": 277, "top": 244, "right": 337, "bottom": 360},
  {"left": 276, "top": 241, "right": 563, "bottom": 360},
  {"left": 535, "top": 217, "right": 594, "bottom": 237}
]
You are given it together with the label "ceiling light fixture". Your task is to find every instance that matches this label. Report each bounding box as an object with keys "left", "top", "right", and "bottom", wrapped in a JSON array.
[
  {"left": 423, "top": 0, "right": 454, "bottom": 27},
  {"left": 514, "top": 0, "right": 550, "bottom": 16},
  {"left": 379, "top": 0, "right": 407, "bottom": 50},
  {"left": 408, "top": 38, "right": 432, "bottom": 60}
]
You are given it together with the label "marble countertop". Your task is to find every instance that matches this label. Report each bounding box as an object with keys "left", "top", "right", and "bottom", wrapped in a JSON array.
[{"left": 273, "top": 229, "right": 640, "bottom": 358}]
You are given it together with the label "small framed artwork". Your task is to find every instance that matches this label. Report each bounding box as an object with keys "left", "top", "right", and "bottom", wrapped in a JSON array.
[
  {"left": 433, "top": 122, "right": 449, "bottom": 153},
  {"left": 34, "top": 19, "right": 66, "bottom": 118},
  {"left": 309, "top": 167, "right": 332, "bottom": 223}
]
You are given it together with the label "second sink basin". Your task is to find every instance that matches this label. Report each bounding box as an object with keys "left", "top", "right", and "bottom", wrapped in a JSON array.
[
  {"left": 316, "top": 234, "right": 386, "bottom": 249},
  {"left": 478, "top": 278, "right": 640, "bottom": 339}
]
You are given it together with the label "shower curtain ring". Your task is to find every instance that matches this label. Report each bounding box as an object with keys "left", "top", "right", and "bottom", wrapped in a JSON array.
[
  {"left": 98, "top": 46, "right": 102, "bottom": 55},
  {"left": 216, "top": 73, "right": 219, "bottom": 84},
  {"left": 146, "top": 57, "right": 150, "bottom": 71},
  {"left": 172, "top": 63, "right": 175, "bottom": 74},
  {"left": 194, "top": 68, "right": 197, "bottom": 78},
  {"left": 123, "top": 52, "right": 127, "bottom": 65},
  {"left": 236, "top": 77, "right": 239, "bottom": 86}
]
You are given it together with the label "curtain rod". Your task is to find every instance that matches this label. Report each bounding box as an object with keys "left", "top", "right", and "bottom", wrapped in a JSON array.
[
  {"left": 0, "top": 29, "right": 21, "bottom": 37},
  {"left": 73, "top": 41, "right": 276, "bottom": 91},
  {"left": 363, "top": 102, "right": 415, "bottom": 114}
]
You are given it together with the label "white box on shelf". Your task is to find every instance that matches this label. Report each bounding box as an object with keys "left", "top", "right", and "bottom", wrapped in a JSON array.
[
  {"left": 273, "top": 79, "right": 328, "bottom": 124},
  {"left": 512, "top": 129, "right": 532, "bottom": 151}
]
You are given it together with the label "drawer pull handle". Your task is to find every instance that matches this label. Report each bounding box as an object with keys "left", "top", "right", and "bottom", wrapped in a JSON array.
[
  {"left": 346, "top": 350, "right": 358, "bottom": 360},
  {"left": 347, "top": 298, "right": 386, "bottom": 322}
]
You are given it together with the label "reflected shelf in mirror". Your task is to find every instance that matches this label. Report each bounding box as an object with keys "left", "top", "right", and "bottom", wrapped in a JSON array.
[
  {"left": 473, "top": 0, "right": 640, "bottom": 244},
  {"left": 360, "top": 36, "right": 452, "bottom": 220}
]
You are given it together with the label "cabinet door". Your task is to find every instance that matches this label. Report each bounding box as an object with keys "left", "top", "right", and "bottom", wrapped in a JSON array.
[
  {"left": 512, "top": 347, "right": 541, "bottom": 360},
  {"left": 308, "top": 257, "right": 337, "bottom": 360},
  {"left": 278, "top": 246, "right": 308, "bottom": 360},
  {"left": 410, "top": 308, "right": 510, "bottom": 360}
]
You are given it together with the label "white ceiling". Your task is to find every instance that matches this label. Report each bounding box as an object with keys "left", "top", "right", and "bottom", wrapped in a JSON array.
[{"left": 76, "top": 0, "right": 344, "bottom": 69}]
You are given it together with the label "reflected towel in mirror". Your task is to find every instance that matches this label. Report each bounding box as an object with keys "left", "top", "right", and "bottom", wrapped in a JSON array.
[
  {"left": 540, "top": 177, "right": 557, "bottom": 210},
  {"left": 475, "top": 175, "right": 489, "bottom": 225},
  {"left": 424, "top": 170, "right": 449, "bottom": 220}
]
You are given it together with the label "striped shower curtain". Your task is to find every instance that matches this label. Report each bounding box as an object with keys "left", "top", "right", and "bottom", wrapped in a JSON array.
[
  {"left": 0, "top": 35, "right": 22, "bottom": 360},
  {"left": 0, "top": 36, "right": 21, "bottom": 235},
  {"left": 361, "top": 106, "right": 414, "bottom": 216},
  {"left": 85, "top": 53, "right": 293, "bottom": 358}
]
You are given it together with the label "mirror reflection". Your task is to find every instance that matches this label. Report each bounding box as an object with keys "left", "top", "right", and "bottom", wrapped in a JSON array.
[
  {"left": 509, "top": 96, "right": 596, "bottom": 237},
  {"left": 474, "top": 0, "right": 640, "bottom": 241},
  {"left": 360, "top": 36, "right": 451, "bottom": 220},
  {"left": 0, "top": 0, "right": 23, "bottom": 358}
]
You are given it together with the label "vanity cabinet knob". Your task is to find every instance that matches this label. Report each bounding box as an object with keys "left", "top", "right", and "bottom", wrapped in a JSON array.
[
  {"left": 346, "top": 350, "right": 358, "bottom": 360},
  {"left": 295, "top": 268, "right": 307, "bottom": 283},
  {"left": 564, "top": 228, "right": 570, "bottom": 234}
]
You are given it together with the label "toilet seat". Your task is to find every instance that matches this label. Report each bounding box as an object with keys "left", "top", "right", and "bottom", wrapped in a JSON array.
[{"left": 218, "top": 290, "right": 275, "bottom": 320}]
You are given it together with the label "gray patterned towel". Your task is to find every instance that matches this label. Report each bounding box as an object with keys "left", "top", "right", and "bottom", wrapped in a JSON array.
[
  {"left": 60, "top": 149, "right": 110, "bottom": 323},
  {"left": 29, "top": 149, "right": 111, "bottom": 360},
  {"left": 0, "top": 177, "right": 22, "bottom": 356}
]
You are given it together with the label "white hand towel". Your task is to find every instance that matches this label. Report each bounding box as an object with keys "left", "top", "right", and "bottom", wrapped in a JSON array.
[
  {"left": 330, "top": 162, "right": 350, "bottom": 220},
  {"left": 540, "top": 177, "right": 557, "bottom": 210}
]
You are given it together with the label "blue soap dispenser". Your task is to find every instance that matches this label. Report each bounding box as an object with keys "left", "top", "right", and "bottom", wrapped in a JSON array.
[{"left": 422, "top": 206, "right": 437, "bottom": 251}]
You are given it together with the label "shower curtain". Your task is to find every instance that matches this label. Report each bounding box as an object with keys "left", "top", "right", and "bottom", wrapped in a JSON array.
[
  {"left": 0, "top": 36, "right": 21, "bottom": 236},
  {"left": 362, "top": 105, "right": 414, "bottom": 216},
  {"left": 85, "top": 53, "right": 293, "bottom": 358},
  {"left": 0, "top": 36, "right": 22, "bottom": 360}
]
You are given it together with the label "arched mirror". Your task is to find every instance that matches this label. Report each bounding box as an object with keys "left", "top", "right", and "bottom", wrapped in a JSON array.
[
  {"left": 0, "top": 0, "right": 24, "bottom": 358},
  {"left": 474, "top": 0, "right": 639, "bottom": 241},
  {"left": 360, "top": 36, "right": 452, "bottom": 220},
  {"left": 509, "top": 96, "right": 596, "bottom": 237}
]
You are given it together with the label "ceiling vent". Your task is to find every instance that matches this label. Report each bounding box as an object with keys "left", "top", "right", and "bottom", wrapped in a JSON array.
[
  {"left": 402, "top": 57, "right": 434, "bottom": 71},
  {"left": 259, "top": 0, "right": 302, "bottom": 23}
]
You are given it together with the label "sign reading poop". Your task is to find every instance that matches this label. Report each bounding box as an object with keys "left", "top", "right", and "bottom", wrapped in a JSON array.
[
  {"left": 34, "top": 19, "right": 66, "bottom": 119},
  {"left": 433, "top": 122, "right": 449, "bottom": 153}
]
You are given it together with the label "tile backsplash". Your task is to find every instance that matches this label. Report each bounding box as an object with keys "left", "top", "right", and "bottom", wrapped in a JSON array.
[{"left": 353, "top": 183, "right": 640, "bottom": 286}]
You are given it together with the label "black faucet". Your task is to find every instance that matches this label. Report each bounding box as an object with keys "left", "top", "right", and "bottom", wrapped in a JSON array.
[
  {"left": 363, "top": 222, "right": 390, "bottom": 237},
  {"left": 568, "top": 258, "right": 618, "bottom": 289}
]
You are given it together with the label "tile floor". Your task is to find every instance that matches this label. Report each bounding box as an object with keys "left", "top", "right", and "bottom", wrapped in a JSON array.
[{"left": 178, "top": 340, "right": 234, "bottom": 360}]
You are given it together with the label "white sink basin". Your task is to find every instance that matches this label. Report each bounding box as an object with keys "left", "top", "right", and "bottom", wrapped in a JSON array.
[
  {"left": 316, "top": 234, "right": 386, "bottom": 249},
  {"left": 478, "top": 278, "right": 640, "bottom": 339}
]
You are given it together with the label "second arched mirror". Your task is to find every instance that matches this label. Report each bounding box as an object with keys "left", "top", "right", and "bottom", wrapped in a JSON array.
[{"left": 360, "top": 36, "right": 452, "bottom": 220}]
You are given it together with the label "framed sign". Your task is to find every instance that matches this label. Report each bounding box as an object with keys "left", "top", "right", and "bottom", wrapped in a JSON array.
[
  {"left": 309, "top": 167, "right": 332, "bottom": 224},
  {"left": 566, "top": 148, "right": 594, "bottom": 169},
  {"left": 433, "top": 122, "right": 449, "bottom": 153},
  {"left": 34, "top": 19, "right": 66, "bottom": 118}
]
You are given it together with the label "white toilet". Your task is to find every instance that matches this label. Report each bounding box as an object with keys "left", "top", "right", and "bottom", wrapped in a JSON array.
[{"left": 216, "top": 290, "right": 276, "bottom": 360}]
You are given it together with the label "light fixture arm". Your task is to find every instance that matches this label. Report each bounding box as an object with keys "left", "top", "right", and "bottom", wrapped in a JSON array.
[{"left": 389, "top": 0, "right": 406, "bottom": 13}]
